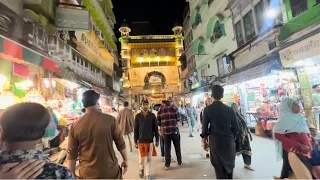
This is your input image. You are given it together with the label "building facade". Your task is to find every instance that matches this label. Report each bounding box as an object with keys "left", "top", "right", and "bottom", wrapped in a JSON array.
[
  {"left": 180, "top": 3, "right": 195, "bottom": 95},
  {"left": 119, "top": 22, "right": 184, "bottom": 106},
  {"left": 187, "top": 0, "right": 237, "bottom": 106},
  {"left": 278, "top": 0, "right": 320, "bottom": 131},
  {"left": 0, "top": 0, "right": 122, "bottom": 106}
]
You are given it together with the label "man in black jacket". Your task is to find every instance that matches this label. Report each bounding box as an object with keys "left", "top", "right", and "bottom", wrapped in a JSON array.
[
  {"left": 134, "top": 100, "right": 159, "bottom": 180},
  {"left": 201, "top": 85, "right": 239, "bottom": 179}
]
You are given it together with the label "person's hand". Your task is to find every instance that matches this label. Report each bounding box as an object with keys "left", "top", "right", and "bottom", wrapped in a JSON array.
[
  {"left": 121, "top": 161, "right": 128, "bottom": 175},
  {"left": 0, "top": 159, "right": 45, "bottom": 179},
  {"left": 300, "top": 144, "right": 311, "bottom": 151},
  {"left": 158, "top": 129, "right": 163, "bottom": 136},
  {"left": 134, "top": 143, "right": 138, "bottom": 149},
  {"left": 155, "top": 142, "right": 159, "bottom": 147},
  {"left": 201, "top": 138, "right": 209, "bottom": 152},
  {"left": 249, "top": 134, "right": 253, "bottom": 141}
]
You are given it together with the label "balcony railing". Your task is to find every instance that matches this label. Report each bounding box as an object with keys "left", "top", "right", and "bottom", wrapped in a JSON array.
[
  {"left": 210, "top": 32, "right": 223, "bottom": 43},
  {"left": 290, "top": 0, "right": 308, "bottom": 17}
]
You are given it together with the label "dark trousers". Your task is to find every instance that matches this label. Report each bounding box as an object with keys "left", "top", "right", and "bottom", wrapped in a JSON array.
[
  {"left": 163, "top": 133, "right": 182, "bottom": 167},
  {"left": 180, "top": 115, "right": 184, "bottom": 126},
  {"left": 210, "top": 152, "right": 233, "bottom": 179},
  {"left": 242, "top": 154, "right": 251, "bottom": 165},
  {"left": 160, "top": 136, "right": 165, "bottom": 157},
  {"left": 280, "top": 149, "right": 292, "bottom": 179},
  {"left": 212, "top": 160, "right": 233, "bottom": 179}
]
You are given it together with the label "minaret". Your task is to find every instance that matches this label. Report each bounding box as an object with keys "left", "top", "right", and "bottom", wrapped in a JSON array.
[
  {"left": 172, "top": 22, "right": 184, "bottom": 95},
  {"left": 119, "top": 20, "right": 131, "bottom": 88},
  {"left": 172, "top": 22, "right": 184, "bottom": 60}
]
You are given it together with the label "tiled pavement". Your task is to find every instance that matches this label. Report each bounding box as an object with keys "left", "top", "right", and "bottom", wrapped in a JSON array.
[{"left": 115, "top": 126, "right": 283, "bottom": 179}]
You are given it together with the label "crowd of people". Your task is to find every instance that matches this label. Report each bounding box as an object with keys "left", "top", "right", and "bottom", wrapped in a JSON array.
[{"left": 0, "top": 85, "right": 319, "bottom": 179}]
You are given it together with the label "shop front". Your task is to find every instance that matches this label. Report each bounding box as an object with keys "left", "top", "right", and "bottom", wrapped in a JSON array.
[
  {"left": 280, "top": 32, "right": 320, "bottom": 132},
  {"left": 0, "top": 35, "right": 60, "bottom": 111},
  {"left": 224, "top": 59, "right": 299, "bottom": 137}
]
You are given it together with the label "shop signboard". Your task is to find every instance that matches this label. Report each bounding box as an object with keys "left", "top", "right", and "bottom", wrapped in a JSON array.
[
  {"left": 56, "top": 7, "right": 90, "bottom": 31},
  {"left": 234, "top": 42, "right": 269, "bottom": 69},
  {"left": 280, "top": 33, "right": 320, "bottom": 67},
  {"left": 75, "top": 31, "right": 114, "bottom": 76},
  {"left": 22, "top": 20, "right": 48, "bottom": 54},
  {"left": 296, "top": 68, "right": 313, "bottom": 110}
]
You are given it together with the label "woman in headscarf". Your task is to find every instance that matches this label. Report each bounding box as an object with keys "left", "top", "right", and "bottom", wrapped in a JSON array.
[
  {"left": 273, "top": 98, "right": 314, "bottom": 179},
  {"left": 231, "top": 103, "right": 253, "bottom": 171}
]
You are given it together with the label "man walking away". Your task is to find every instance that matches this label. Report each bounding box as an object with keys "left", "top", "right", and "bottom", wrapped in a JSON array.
[
  {"left": 118, "top": 101, "right": 135, "bottom": 152},
  {"left": 159, "top": 100, "right": 166, "bottom": 161},
  {"left": 67, "top": 90, "right": 128, "bottom": 179},
  {"left": 134, "top": 100, "right": 159, "bottom": 180},
  {"left": 178, "top": 104, "right": 185, "bottom": 126},
  {"left": 201, "top": 85, "right": 239, "bottom": 179},
  {"left": 158, "top": 97, "right": 183, "bottom": 170},
  {"left": 185, "top": 103, "right": 197, "bottom": 137}
]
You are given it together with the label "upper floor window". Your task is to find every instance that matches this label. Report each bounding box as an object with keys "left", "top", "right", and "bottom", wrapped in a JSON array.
[
  {"left": 192, "top": 7, "right": 202, "bottom": 29},
  {"left": 290, "top": 0, "right": 307, "bottom": 17},
  {"left": 243, "top": 10, "right": 256, "bottom": 41},
  {"left": 211, "top": 21, "right": 224, "bottom": 43},
  {"left": 198, "top": 38, "right": 205, "bottom": 55},
  {"left": 235, "top": 21, "right": 244, "bottom": 46},
  {"left": 201, "top": 67, "right": 208, "bottom": 80},
  {"left": 255, "top": 0, "right": 265, "bottom": 31},
  {"left": 217, "top": 57, "right": 225, "bottom": 77}
]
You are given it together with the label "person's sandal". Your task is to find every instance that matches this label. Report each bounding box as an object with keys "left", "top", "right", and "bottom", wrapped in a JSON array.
[
  {"left": 244, "top": 165, "right": 254, "bottom": 171},
  {"left": 139, "top": 169, "right": 144, "bottom": 178}
]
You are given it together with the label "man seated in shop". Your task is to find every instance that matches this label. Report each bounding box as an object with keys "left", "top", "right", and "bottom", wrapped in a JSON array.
[{"left": 0, "top": 102, "right": 74, "bottom": 179}]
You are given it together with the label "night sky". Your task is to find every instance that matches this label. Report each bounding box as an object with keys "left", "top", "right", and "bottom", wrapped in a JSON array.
[{"left": 113, "top": 0, "right": 187, "bottom": 37}]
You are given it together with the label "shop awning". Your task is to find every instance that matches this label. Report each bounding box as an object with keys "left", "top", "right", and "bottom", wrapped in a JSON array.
[
  {"left": 227, "top": 60, "right": 281, "bottom": 85},
  {"left": 0, "top": 36, "right": 60, "bottom": 72}
]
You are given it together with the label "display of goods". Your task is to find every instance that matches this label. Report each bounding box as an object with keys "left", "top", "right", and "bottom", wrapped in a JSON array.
[
  {"left": 255, "top": 122, "right": 265, "bottom": 137},
  {"left": 266, "top": 121, "right": 274, "bottom": 130},
  {"left": 261, "top": 119, "right": 267, "bottom": 130}
]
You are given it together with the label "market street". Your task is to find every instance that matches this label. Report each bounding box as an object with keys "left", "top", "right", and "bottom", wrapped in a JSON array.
[{"left": 115, "top": 126, "right": 283, "bottom": 179}]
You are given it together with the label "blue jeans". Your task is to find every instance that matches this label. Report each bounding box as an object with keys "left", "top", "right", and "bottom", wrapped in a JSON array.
[
  {"left": 180, "top": 115, "right": 185, "bottom": 125},
  {"left": 188, "top": 118, "right": 196, "bottom": 134}
]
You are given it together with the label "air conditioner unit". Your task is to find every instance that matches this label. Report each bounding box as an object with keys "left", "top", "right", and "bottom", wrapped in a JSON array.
[
  {"left": 95, "top": 30, "right": 104, "bottom": 41},
  {"left": 210, "top": 33, "right": 222, "bottom": 43}
]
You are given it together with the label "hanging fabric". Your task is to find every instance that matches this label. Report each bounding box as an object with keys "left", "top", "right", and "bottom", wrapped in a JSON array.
[{"left": 13, "top": 62, "right": 29, "bottom": 78}]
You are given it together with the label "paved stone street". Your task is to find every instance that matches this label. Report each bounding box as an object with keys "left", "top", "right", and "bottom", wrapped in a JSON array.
[{"left": 115, "top": 126, "right": 283, "bottom": 179}]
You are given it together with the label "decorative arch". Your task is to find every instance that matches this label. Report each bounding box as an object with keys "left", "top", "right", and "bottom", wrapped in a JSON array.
[
  {"left": 131, "top": 49, "right": 140, "bottom": 58},
  {"left": 206, "top": 15, "right": 226, "bottom": 38},
  {"left": 193, "top": 37, "right": 205, "bottom": 55},
  {"left": 202, "top": 0, "right": 208, "bottom": 4},
  {"left": 167, "top": 48, "right": 175, "bottom": 56},
  {"left": 140, "top": 49, "right": 149, "bottom": 57},
  {"left": 192, "top": 39, "right": 200, "bottom": 55},
  {"left": 200, "top": 4, "right": 207, "bottom": 14},
  {"left": 190, "top": 10, "right": 197, "bottom": 26},
  {"left": 150, "top": 49, "right": 157, "bottom": 57},
  {"left": 158, "top": 48, "right": 166, "bottom": 56},
  {"left": 144, "top": 71, "right": 166, "bottom": 87}
]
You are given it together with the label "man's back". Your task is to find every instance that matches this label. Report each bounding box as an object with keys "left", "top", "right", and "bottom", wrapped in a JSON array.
[
  {"left": 118, "top": 107, "right": 134, "bottom": 135},
  {"left": 158, "top": 104, "right": 180, "bottom": 135},
  {"left": 68, "top": 109, "right": 126, "bottom": 179},
  {"left": 203, "top": 101, "right": 238, "bottom": 138}
]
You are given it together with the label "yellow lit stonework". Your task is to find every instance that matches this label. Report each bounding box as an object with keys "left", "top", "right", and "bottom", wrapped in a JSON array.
[{"left": 119, "top": 23, "right": 184, "bottom": 103}]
